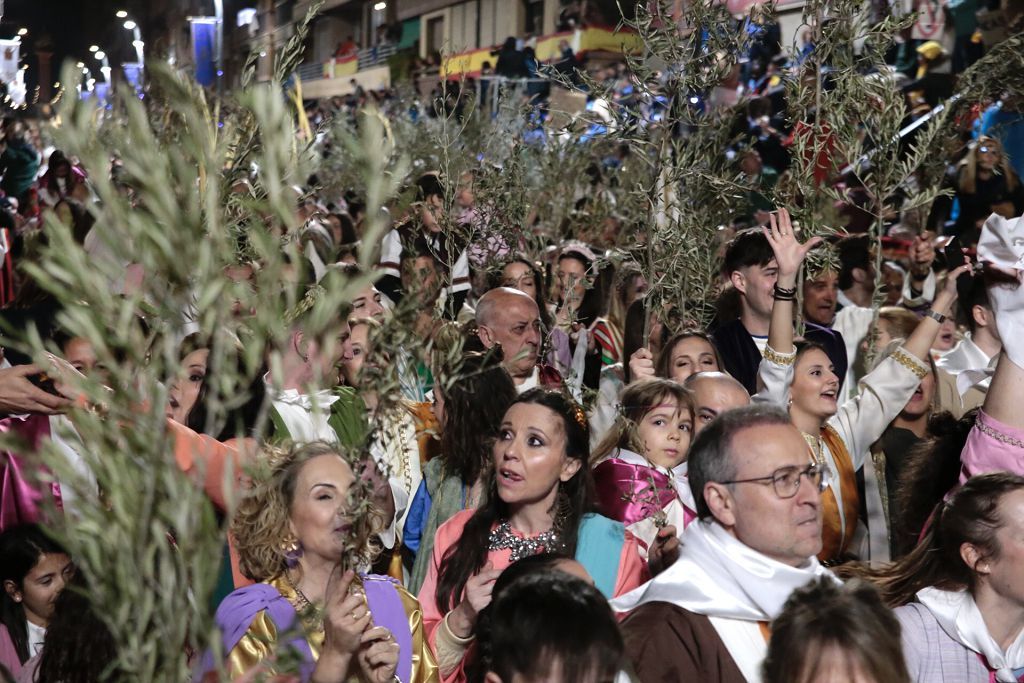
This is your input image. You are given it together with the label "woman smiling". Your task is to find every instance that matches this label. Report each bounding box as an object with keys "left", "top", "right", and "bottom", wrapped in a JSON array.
[
  {"left": 201, "top": 442, "right": 437, "bottom": 682},
  {"left": 755, "top": 208, "right": 969, "bottom": 564}
]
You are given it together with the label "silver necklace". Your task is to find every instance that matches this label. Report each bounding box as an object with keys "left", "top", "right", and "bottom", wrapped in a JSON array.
[{"left": 488, "top": 521, "right": 565, "bottom": 562}]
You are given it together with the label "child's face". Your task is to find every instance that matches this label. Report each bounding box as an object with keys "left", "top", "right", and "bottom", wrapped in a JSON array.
[
  {"left": 635, "top": 397, "right": 692, "bottom": 469},
  {"left": 4, "top": 553, "right": 74, "bottom": 626}
]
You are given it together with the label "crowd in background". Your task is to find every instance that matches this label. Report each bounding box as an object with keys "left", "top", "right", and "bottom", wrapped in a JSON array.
[{"left": 0, "top": 1, "right": 1023, "bottom": 682}]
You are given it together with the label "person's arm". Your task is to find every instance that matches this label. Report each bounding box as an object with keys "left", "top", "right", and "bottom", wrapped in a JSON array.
[
  {"left": 896, "top": 264, "right": 966, "bottom": 363},
  {"left": 958, "top": 263, "right": 1024, "bottom": 480},
  {"left": 764, "top": 208, "right": 822, "bottom": 354},
  {"left": 753, "top": 208, "right": 821, "bottom": 404},
  {"left": 167, "top": 419, "right": 255, "bottom": 511},
  {"left": 902, "top": 232, "right": 937, "bottom": 308},
  {"left": 402, "top": 478, "right": 432, "bottom": 556},
  {"left": 828, "top": 265, "right": 968, "bottom": 466}
]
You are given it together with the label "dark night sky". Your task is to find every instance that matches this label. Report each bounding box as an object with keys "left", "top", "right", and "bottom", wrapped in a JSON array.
[{"left": 2, "top": 0, "right": 150, "bottom": 95}]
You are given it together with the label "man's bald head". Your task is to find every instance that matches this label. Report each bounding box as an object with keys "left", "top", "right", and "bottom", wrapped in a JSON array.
[
  {"left": 476, "top": 287, "right": 536, "bottom": 327},
  {"left": 476, "top": 287, "right": 542, "bottom": 381},
  {"left": 685, "top": 371, "right": 751, "bottom": 433}
]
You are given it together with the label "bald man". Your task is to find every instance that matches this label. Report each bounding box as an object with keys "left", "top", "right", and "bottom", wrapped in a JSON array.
[
  {"left": 476, "top": 287, "right": 554, "bottom": 391},
  {"left": 684, "top": 372, "right": 751, "bottom": 433}
]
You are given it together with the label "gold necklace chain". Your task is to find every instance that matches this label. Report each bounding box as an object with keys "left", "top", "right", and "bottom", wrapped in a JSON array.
[{"left": 284, "top": 571, "right": 315, "bottom": 612}]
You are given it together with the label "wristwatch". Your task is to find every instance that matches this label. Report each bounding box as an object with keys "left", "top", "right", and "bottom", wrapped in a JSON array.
[{"left": 924, "top": 308, "right": 947, "bottom": 324}]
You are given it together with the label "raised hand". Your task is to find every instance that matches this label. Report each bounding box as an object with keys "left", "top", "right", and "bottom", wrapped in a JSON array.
[{"left": 762, "top": 208, "right": 823, "bottom": 283}]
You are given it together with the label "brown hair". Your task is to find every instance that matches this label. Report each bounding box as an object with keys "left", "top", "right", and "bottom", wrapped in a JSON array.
[
  {"left": 877, "top": 306, "right": 919, "bottom": 340},
  {"left": 591, "top": 378, "right": 694, "bottom": 465},
  {"left": 762, "top": 577, "right": 910, "bottom": 683},
  {"left": 848, "top": 472, "right": 1024, "bottom": 607},
  {"left": 654, "top": 330, "right": 722, "bottom": 380},
  {"left": 232, "top": 441, "right": 381, "bottom": 581}
]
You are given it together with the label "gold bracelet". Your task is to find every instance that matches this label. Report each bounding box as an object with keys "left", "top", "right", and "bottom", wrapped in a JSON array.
[
  {"left": 891, "top": 348, "right": 929, "bottom": 380},
  {"left": 763, "top": 346, "right": 796, "bottom": 366}
]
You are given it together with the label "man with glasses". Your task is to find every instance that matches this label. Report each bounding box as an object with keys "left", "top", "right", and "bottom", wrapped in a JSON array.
[{"left": 613, "top": 404, "right": 838, "bottom": 683}]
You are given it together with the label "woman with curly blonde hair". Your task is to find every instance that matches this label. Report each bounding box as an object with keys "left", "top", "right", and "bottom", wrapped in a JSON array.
[{"left": 199, "top": 441, "right": 438, "bottom": 682}]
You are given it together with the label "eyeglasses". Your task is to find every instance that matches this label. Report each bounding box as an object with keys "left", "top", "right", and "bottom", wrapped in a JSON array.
[{"left": 720, "top": 463, "right": 831, "bottom": 499}]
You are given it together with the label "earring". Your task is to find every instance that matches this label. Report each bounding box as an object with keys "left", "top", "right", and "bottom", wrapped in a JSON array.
[
  {"left": 553, "top": 482, "right": 571, "bottom": 533},
  {"left": 281, "top": 536, "right": 303, "bottom": 568}
]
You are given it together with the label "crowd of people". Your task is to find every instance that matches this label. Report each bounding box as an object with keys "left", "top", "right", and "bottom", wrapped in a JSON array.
[{"left": 0, "top": 1, "right": 1022, "bottom": 681}]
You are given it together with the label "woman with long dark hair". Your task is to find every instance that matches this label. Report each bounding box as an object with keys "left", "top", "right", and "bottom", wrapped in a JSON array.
[
  {"left": 403, "top": 351, "right": 518, "bottom": 593},
  {"left": 853, "top": 473, "right": 1024, "bottom": 681},
  {"left": 549, "top": 243, "right": 616, "bottom": 391},
  {"left": 417, "top": 389, "right": 646, "bottom": 682},
  {"left": 0, "top": 525, "right": 72, "bottom": 677}
]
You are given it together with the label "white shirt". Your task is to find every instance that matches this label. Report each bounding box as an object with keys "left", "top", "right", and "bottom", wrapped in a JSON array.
[
  {"left": 26, "top": 620, "right": 45, "bottom": 657},
  {"left": 267, "top": 385, "right": 342, "bottom": 445},
  {"left": 516, "top": 366, "right": 540, "bottom": 394}
]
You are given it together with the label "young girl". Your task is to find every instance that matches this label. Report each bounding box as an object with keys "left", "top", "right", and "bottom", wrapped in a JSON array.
[
  {"left": 591, "top": 379, "right": 696, "bottom": 559},
  {"left": 0, "top": 524, "right": 73, "bottom": 677}
]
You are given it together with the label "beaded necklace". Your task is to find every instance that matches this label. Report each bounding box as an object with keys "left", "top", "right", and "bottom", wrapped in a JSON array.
[{"left": 487, "top": 521, "right": 566, "bottom": 562}]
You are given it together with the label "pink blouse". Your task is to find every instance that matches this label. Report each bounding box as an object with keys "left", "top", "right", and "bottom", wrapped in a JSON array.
[
  {"left": 959, "top": 410, "right": 1024, "bottom": 483},
  {"left": 417, "top": 508, "right": 647, "bottom": 682}
]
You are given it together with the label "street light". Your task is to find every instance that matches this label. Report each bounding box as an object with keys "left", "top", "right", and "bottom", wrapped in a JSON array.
[
  {"left": 89, "top": 45, "right": 99, "bottom": 52},
  {"left": 95, "top": 51, "right": 111, "bottom": 83},
  {"left": 120, "top": 15, "right": 145, "bottom": 84},
  {"left": 116, "top": 10, "right": 128, "bottom": 18},
  {"left": 16, "top": 28, "right": 27, "bottom": 37}
]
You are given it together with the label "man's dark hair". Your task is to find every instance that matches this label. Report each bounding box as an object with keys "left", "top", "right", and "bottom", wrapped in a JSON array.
[
  {"left": 469, "top": 570, "right": 624, "bottom": 683},
  {"left": 836, "top": 235, "right": 871, "bottom": 291},
  {"left": 416, "top": 172, "right": 445, "bottom": 202},
  {"left": 688, "top": 403, "right": 792, "bottom": 519},
  {"left": 722, "top": 228, "right": 775, "bottom": 277},
  {"left": 956, "top": 272, "right": 990, "bottom": 333}
]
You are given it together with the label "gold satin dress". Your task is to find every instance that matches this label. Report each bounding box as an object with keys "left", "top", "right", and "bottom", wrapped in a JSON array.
[{"left": 227, "top": 574, "right": 439, "bottom": 682}]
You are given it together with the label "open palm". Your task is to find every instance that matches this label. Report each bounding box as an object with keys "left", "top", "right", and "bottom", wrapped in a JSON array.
[{"left": 763, "top": 208, "right": 823, "bottom": 279}]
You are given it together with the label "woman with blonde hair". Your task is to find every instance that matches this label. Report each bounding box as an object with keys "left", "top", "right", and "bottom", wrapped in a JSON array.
[
  {"left": 199, "top": 441, "right": 438, "bottom": 682},
  {"left": 930, "top": 136, "right": 1024, "bottom": 243}
]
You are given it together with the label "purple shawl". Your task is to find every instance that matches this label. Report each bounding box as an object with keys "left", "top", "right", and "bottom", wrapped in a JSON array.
[{"left": 196, "top": 574, "right": 412, "bottom": 682}]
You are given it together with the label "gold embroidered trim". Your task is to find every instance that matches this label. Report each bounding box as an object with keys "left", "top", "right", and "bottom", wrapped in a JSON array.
[
  {"left": 976, "top": 418, "right": 1024, "bottom": 450},
  {"left": 764, "top": 346, "right": 796, "bottom": 366},
  {"left": 801, "top": 431, "right": 826, "bottom": 466},
  {"left": 891, "top": 348, "right": 928, "bottom": 380}
]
